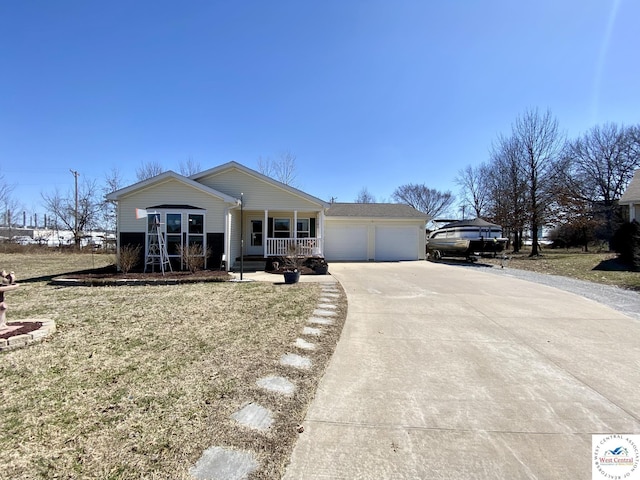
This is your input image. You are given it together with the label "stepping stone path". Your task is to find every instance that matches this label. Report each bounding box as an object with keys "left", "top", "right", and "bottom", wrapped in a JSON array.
[
  {"left": 309, "top": 316, "right": 334, "bottom": 325},
  {"left": 231, "top": 403, "right": 273, "bottom": 431},
  {"left": 190, "top": 446, "right": 258, "bottom": 480},
  {"left": 280, "top": 353, "right": 312, "bottom": 369},
  {"left": 295, "top": 338, "right": 316, "bottom": 350},
  {"left": 312, "top": 308, "right": 337, "bottom": 317},
  {"left": 191, "top": 283, "right": 342, "bottom": 479},
  {"left": 256, "top": 375, "right": 296, "bottom": 396},
  {"left": 302, "top": 326, "right": 323, "bottom": 336}
]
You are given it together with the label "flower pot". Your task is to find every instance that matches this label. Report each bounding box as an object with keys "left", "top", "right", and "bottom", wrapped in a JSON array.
[
  {"left": 283, "top": 271, "right": 300, "bottom": 284},
  {"left": 314, "top": 265, "right": 328, "bottom": 275}
]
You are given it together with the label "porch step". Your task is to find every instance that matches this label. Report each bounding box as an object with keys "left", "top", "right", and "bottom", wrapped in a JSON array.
[{"left": 232, "top": 260, "right": 267, "bottom": 272}]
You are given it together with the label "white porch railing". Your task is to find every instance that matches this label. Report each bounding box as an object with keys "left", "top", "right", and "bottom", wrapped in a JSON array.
[{"left": 266, "top": 237, "right": 322, "bottom": 257}]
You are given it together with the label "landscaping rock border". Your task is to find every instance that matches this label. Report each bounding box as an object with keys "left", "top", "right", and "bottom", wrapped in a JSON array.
[
  {"left": 0, "top": 319, "right": 56, "bottom": 352},
  {"left": 51, "top": 275, "right": 231, "bottom": 287}
]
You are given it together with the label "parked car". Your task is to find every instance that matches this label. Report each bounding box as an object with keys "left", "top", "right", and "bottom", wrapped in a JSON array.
[{"left": 11, "top": 235, "right": 36, "bottom": 245}]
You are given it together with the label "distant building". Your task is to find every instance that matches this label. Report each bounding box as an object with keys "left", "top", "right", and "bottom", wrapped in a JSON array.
[{"left": 619, "top": 169, "right": 640, "bottom": 222}]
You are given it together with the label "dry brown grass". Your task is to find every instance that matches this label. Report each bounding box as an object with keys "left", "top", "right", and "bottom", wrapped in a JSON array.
[
  {"left": 479, "top": 248, "right": 640, "bottom": 291},
  {"left": 0, "top": 252, "right": 347, "bottom": 479}
]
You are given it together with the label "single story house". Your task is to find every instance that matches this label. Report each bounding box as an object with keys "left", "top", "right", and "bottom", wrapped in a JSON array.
[
  {"left": 106, "top": 161, "right": 429, "bottom": 270},
  {"left": 620, "top": 169, "right": 640, "bottom": 222}
]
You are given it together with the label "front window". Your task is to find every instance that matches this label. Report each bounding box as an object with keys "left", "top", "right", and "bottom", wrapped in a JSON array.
[
  {"left": 188, "top": 214, "right": 205, "bottom": 254},
  {"left": 145, "top": 210, "right": 206, "bottom": 269},
  {"left": 297, "top": 218, "right": 310, "bottom": 238},
  {"left": 273, "top": 218, "right": 290, "bottom": 238},
  {"left": 166, "top": 213, "right": 182, "bottom": 255},
  {"left": 167, "top": 214, "right": 182, "bottom": 234},
  {"left": 188, "top": 214, "right": 204, "bottom": 234},
  {"left": 147, "top": 213, "right": 161, "bottom": 232}
]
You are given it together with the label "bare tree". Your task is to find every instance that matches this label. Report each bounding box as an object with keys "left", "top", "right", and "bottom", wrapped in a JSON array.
[
  {"left": 455, "top": 163, "right": 490, "bottom": 218},
  {"left": 136, "top": 161, "right": 165, "bottom": 182},
  {"left": 179, "top": 157, "right": 201, "bottom": 177},
  {"left": 561, "top": 123, "right": 640, "bottom": 242},
  {"left": 486, "top": 134, "right": 529, "bottom": 252},
  {"left": 510, "top": 108, "right": 565, "bottom": 256},
  {"left": 0, "top": 170, "right": 20, "bottom": 226},
  {"left": 392, "top": 184, "right": 454, "bottom": 219},
  {"left": 355, "top": 187, "right": 376, "bottom": 203},
  {"left": 257, "top": 151, "right": 298, "bottom": 186},
  {"left": 101, "top": 168, "right": 125, "bottom": 232},
  {"left": 42, "top": 178, "right": 101, "bottom": 247}
]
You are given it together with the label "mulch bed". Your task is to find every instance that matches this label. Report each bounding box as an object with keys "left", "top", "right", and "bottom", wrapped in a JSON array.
[
  {"left": 0, "top": 321, "right": 43, "bottom": 340},
  {"left": 53, "top": 266, "right": 232, "bottom": 285},
  {"left": 268, "top": 266, "right": 317, "bottom": 275}
]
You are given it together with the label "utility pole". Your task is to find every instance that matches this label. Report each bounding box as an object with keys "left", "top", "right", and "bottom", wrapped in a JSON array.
[{"left": 70, "top": 169, "right": 79, "bottom": 247}]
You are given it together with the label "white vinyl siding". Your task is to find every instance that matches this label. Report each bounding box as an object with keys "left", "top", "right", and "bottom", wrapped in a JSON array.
[
  {"left": 117, "top": 178, "right": 227, "bottom": 233},
  {"left": 197, "top": 168, "right": 321, "bottom": 212}
]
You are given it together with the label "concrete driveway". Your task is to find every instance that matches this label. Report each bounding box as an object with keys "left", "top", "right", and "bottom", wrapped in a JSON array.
[{"left": 283, "top": 261, "right": 640, "bottom": 479}]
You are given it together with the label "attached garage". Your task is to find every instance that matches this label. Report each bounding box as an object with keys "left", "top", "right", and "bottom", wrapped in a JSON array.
[
  {"left": 374, "top": 225, "right": 420, "bottom": 261},
  {"left": 324, "top": 224, "right": 368, "bottom": 261},
  {"left": 324, "top": 203, "right": 429, "bottom": 262}
]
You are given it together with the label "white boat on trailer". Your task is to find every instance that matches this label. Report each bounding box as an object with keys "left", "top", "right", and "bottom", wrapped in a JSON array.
[{"left": 427, "top": 217, "right": 508, "bottom": 261}]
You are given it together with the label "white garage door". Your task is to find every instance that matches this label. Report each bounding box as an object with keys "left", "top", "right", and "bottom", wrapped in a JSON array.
[
  {"left": 374, "top": 226, "right": 419, "bottom": 261},
  {"left": 324, "top": 224, "right": 368, "bottom": 261}
]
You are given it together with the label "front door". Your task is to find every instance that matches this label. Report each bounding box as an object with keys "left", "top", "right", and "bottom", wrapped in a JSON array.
[{"left": 247, "top": 218, "right": 263, "bottom": 256}]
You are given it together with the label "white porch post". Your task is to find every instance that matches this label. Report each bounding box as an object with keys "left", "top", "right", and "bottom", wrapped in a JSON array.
[
  {"left": 264, "top": 209, "right": 268, "bottom": 257},
  {"left": 319, "top": 210, "right": 325, "bottom": 257},
  {"left": 224, "top": 207, "right": 232, "bottom": 271},
  {"left": 293, "top": 211, "right": 298, "bottom": 240}
]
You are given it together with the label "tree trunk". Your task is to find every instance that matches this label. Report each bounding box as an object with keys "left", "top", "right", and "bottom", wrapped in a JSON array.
[
  {"left": 512, "top": 230, "right": 520, "bottom": 253},
  {"left": 529, "top": 220, "right": 540, "bottom": 257}
]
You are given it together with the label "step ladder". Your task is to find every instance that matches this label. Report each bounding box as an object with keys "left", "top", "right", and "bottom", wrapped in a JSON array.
[{"left": 145, "top": 214, "right": 172, "bottom": 274}]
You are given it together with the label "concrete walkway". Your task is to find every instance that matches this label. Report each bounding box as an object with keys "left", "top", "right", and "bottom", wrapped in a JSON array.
[{"left": 283, "top": 261, "right": 640, "bottom": 479}]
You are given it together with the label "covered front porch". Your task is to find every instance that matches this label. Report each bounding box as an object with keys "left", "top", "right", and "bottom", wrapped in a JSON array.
[{"left": 242, "top": 210, "right": 325, "bottom": 258}]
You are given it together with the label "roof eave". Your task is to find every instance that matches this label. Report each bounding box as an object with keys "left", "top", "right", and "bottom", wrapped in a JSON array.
[
  {"left": 191, "top": 161, "right": 329, "bottom": 209},
  {"left": 106, "top": 171, "right": 239, "bottom": 204}
]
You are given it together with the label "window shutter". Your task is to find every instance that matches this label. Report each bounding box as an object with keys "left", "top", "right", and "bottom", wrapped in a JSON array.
[
  {"left": 310, "top": 218, "right": 316, "bottom": 237},
  {"left": 268, "top": 217, "right": 273, "bottom": 237}
]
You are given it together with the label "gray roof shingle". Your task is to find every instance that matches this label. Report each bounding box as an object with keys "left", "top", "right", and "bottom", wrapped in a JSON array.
[{"left": 325, "top": 203, "right": 430, "bottom": 219}]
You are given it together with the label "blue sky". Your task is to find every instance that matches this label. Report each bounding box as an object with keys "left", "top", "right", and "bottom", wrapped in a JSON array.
[{"left": 2, "top": 0, "right": 639, "bottom": 219}]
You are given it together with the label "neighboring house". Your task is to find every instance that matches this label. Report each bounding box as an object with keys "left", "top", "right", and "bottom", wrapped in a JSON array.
[
  {"left": 107, "top": 161, "right": 429, "bottom": 270},
  {"left": 619, "top": 169, "right": 640, "bottom": 222},
  {"left": 324, "top": 203, "right": 429, "bottom": 261}
]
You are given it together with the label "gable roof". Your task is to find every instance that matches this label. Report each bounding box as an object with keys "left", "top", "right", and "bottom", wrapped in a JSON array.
[
  {"left": 190, "top": 161, "right": 329, "bottom": 208},
  {"left": 326, "top": 203, "right": 430, "bottom": 220},
  {"left": 106, "top": 170, "right": 239, "bottom": 204},
  {"left": 620, "top": 169, "right": 640, "bottom": 204}
]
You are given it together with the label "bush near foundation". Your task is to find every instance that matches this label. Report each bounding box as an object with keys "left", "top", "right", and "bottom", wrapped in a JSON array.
[{"left": 611, "top": 220, "right": 640, "bottom": 271}]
